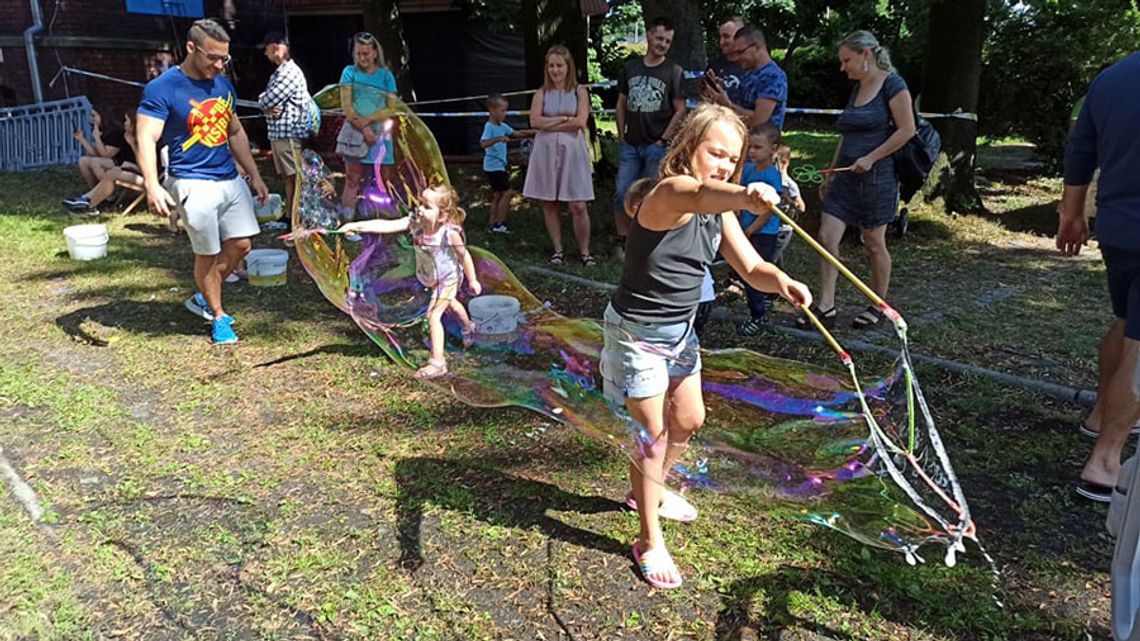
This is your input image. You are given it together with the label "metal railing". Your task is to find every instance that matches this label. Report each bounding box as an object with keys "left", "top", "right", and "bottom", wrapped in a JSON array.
[{"left": 0, "top": 96, "right": 93, "bottom": 172}]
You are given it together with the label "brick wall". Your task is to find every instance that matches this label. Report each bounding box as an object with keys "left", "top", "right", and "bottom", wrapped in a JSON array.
[
  {"left": 2, "top": 3, "right": 173, "bottom": 41},
  {"left": 1, "top": 0, "right": 280, "bottom": 129},
  {"left": 0, "top": 47, "right": 33, "bottom": 107}
]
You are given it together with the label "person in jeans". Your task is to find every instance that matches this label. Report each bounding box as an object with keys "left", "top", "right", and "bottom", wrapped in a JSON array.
[{"left": 612, "top": 16, "right": 686, "bottom": 251}]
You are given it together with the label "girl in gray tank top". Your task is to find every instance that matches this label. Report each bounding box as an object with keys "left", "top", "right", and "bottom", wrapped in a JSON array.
[{"left": 603, "top": 104, "right": 812, "bottom": 590}]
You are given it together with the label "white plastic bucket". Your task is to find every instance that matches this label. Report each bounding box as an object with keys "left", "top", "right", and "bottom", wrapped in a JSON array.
[
  {"left": 468, "top": 295, "right": 522, "bottom": 340},
  {"left": 63, "top": 224, "right": 108, "bottom": 261},
  {"left": 246, "top": 248, "right": 289, "bottom": 287},
  {"left": 255, "top": 193, "right": 283, "bottom": 223}
]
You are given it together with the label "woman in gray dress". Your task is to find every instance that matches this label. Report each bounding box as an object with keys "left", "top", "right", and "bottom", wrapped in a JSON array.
[
  {"left": 804, "top": 31, "right": 915, "bottom": 329},
  {"left": 523, "top": 45, "right": 596, "bottom": 265}
]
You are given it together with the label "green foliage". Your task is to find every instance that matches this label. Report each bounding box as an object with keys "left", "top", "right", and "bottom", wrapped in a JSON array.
[
  {"left": 463, "top": 0, "right": 1137, "bottom": 166},
  {"left": 701, "top": 0, "right": 914, "bottom": 60},
  {"left": 452, "top": 0, "right": 520, "bottom": 32},
  {"left": 776, "top": 44, "right": 852, "bottom": 109},
  {"left": 980, "top": 0, "right": 1140, "bottom": 169},
  {"left": 596, "top": 1, "right": 645, "bottom": 82}
]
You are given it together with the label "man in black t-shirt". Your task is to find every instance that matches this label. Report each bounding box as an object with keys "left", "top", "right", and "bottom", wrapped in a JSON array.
[
  {"left": 613, "top": 16, "right": 685, "bottom": 246},
  {"left": 701, "top": 16, "right": 746, "bottom": 109}
]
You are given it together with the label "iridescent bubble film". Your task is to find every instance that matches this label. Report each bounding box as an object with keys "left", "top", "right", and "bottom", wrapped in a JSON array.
[{"left": 292, "top": 86, "right": 976, "bottom": 566}]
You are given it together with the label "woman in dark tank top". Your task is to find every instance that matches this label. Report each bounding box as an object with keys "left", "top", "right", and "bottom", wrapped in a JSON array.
[{"left": 602, "top": 104, "right": 812, "bottom": 590}]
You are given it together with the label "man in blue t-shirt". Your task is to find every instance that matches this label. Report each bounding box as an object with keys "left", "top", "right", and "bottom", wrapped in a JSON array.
[
  {"left": 137, "top": 19, "right": 269, "bottom": 345},
  {"left": 707, "top": 25, "right": 788, "bottom": 129},
  {"left": 1057, "top": 51, "right": 1140, "bottom": 502}
]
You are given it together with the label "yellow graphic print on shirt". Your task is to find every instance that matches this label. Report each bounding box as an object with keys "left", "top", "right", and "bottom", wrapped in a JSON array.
[{"left": 182, "top": 93, "right": 233, "bottom": 151}]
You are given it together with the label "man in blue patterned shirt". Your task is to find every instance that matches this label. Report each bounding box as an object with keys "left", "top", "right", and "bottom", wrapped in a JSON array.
[
  {"left": 258, "top": 31, "right": 312, "bottom": 220},
  {"left": 707, "top": 25, "right": 788, "bottom": 129}
]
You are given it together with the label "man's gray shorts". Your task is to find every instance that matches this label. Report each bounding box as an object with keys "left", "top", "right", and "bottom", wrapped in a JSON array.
[{"left": 167, "top": 176, "right": 259, "bottom": 255}]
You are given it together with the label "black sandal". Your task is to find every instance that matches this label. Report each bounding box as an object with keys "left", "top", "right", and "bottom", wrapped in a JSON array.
[
  {"left": 795, "top": 305, "right": 837, "bottom": 329},
  {"left": 581, "top": 254, "right": 597, "bottom": 266},
  {"left": 851, "top": 305, "right": 884, "bottom": 329},
  {"left": 549, "top": 251, "right": 564, "bottom": 265}
]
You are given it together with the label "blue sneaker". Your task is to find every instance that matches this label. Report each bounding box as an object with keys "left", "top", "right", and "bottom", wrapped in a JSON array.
[
  {"left": 211, "top": 315, "right": 238, "bottom": 345},
  {"left": 185, "top": 292, "right": 214, "bottom": 321}
]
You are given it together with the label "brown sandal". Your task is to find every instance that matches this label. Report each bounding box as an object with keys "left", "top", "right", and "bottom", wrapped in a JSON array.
[{"left": 413, "top": 358, "right": 448, "bottom": 379}]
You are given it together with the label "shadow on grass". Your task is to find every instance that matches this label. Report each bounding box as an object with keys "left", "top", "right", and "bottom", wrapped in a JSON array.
[
  {"left": 984, "top": 201, "right": 1059, "bottom": 237},
  {"left": 715, "top": 565, "right": 865, "bottom": 641},
  {"left": 714, "top": 556, "right": 1084, "bottom": 641},
  {"left": 394, "top": 456, "right": 626, "bottom": 572},
  {"left": 252, "top": 341, "right": 378, "bottom": 367},
  {"left": 55, "top": 300, "right": 203, "bottom": 345},
  {"left": 124, "top": 221, "right": 184, "bottom": 238}
]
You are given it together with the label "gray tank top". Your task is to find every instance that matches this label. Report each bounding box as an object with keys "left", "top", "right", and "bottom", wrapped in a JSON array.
[{"left": 611, "top": 211, "right": 723, "bottom": 324}]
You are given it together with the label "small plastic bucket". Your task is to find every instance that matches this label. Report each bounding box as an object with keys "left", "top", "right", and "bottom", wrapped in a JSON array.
[
  {"left": 63, "top": 224, "right": 108, "bottom": 261},
  {"left": 246, "top": 248, "right": 289, "bottom": 287},
  {"left": 468, "top": 294, "right": 522, "bottom": 341},
  {"left": 255, "top": 193, "right": 283, "bottom": 223}
]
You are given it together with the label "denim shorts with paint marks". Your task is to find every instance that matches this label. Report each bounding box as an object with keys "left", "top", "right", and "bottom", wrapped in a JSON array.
[{"left": 600, "top": 303, "right": 700, "bottom": 405}]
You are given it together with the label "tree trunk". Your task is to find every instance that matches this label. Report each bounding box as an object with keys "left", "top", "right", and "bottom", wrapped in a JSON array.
[
  {"left": 362, "top": 0, "right": 413, "bottom": 100},
  {"left": 640, "top": 0, "right": 706, "bottom": 72},
  {"left": 920, "top": 0, "right": 985, "bottom": 214},
  {"left": 782, "top": 29, "right": 803, "bottom": 79},
  {"left": 520, "top": 0, "right": 590, "bottom": 89}
]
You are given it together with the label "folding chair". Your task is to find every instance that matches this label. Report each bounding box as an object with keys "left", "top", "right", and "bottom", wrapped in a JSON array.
[
  {"left": 117, "top": 173, "right": 155, "bottom": 215},
  {"left": 118, "top": 146, "right": 168, "bottom": 215}
]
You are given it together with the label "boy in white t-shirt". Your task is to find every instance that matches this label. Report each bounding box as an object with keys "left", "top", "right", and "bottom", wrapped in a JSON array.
[
  {"left": 480, "top": 94, "right": 535, "bottom": 234},
  {"left": 774, "top": 144, "right": 806, "bottom": 269}
]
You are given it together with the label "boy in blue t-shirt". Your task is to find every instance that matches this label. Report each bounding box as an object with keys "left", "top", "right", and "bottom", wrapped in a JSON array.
[
  {"left": 480, "top": 94, "right": 534, "bottom": 234},
  {"left": 737, "top": 123, "right": 782, "bottom": 336}
]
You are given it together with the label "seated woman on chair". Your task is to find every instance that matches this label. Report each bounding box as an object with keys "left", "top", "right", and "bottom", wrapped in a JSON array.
[
  {"left": 63, "top": 112, "right": 169, "bottom": 227},
  {"left": 73, "top": 108, "right": 127, "bottom": 188}
]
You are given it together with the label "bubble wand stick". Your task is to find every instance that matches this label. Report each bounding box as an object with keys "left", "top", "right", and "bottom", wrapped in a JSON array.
[
  {"left": 790, "top": 165, "right": 854, "bottom": 184},
  {"left": 766, "top": 204, "right": 904, "bottom": 332},
  {"left": 785, "top": 206, "right": 979, "bottom": 567}
]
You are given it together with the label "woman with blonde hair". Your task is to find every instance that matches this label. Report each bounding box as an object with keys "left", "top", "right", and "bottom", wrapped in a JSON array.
[
  {"left": 806, "top": 30, "right": 915, "bottom": 330},
  {"left": 523, "top": 45, "right": 596, "bottom": 265},
  {"left": 338, "top": 31, "right": 398, "bottom": 216},
  {"left": 602, "top": 103, "right": 811, "bottom": 589}
]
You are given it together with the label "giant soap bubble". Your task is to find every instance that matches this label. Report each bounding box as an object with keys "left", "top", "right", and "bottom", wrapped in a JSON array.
[{"left": 290, "top": 84, "right": 979, "bottom": 566}]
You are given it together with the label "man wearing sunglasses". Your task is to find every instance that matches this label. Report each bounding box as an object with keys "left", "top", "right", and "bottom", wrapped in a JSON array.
[
  {"left": 705, "top": 25, "right": 787, "bottom": 129},
  {"left": 136, "top": 19, "right": 269, "bottom": 345}
]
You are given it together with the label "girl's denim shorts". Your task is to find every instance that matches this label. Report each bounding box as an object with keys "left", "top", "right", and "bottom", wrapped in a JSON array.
[{"left": 600, "top": 303, "right": 700, "bottom": 404}]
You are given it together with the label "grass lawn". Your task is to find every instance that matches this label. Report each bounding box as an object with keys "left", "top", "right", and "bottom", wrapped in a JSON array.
[{"left": 0, "top": 134, "right": 1119, "bottom": 640}]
